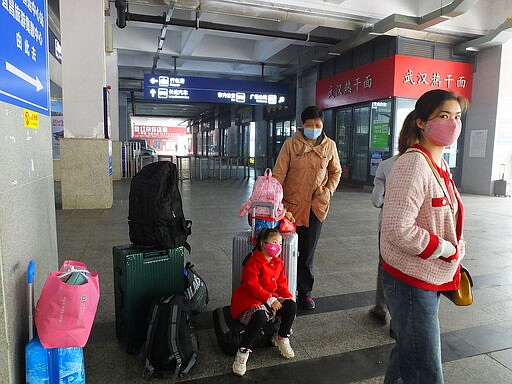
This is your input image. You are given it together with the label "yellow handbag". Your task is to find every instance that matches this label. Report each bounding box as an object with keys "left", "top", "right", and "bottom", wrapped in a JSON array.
[{"left": 441, "top": 266, "right": 473, "bottom": 306}]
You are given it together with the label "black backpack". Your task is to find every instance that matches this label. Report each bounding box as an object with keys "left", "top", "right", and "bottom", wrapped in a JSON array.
[
  {"left": 184, "top": 262, "right": 209, "bottom": 316},
  {"left": 212, "top": 306, "right": 280, "bottom": 355},
  {"left": 143, "top": 295, "right": 199, "bottom": 382},
  {"left": 128, "top": 161, "right": 192, "bottom": 251}
]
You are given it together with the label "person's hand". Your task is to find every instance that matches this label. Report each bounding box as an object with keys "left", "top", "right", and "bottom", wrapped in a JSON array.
[
  {"left": 270, "top": 300, "right": 282, "bottom": 311},
  {"left": 430, "top": 239, "right": 457, "bottom": 263},
  {"left": 457, "top": 238, "right": 466, "bottom": 259},
  {"left": 285, "top": 211, "right": 295, "bottom": 223}
]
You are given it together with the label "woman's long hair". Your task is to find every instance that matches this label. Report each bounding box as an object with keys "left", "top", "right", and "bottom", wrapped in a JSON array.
[{"left": 398, "top": 89, "right": 468, "bottom": 155}]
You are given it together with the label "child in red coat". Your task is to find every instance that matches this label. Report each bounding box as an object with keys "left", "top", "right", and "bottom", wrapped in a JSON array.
[{"left": 230, "top": 228, "right": 297, "bottom": 376}]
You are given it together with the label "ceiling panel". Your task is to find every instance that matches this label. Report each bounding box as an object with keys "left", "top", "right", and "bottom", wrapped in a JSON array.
[{"left": 105, "top": 0, "right": 512, "bottom": 118}]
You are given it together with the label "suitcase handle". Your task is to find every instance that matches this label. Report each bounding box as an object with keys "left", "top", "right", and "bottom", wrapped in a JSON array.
[
  {"left": 250, "top": 202, "right": 276, "bottom": 239},
  {"left": 142, "top": 250, "right": 171, "bottom": 262}
]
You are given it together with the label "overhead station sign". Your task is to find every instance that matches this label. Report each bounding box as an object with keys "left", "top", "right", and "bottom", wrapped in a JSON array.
[
  {"left": 0, "top": 0, "right": 49, "bottom": 115},
  {"left": 144, "top": 74, "right": 289, "bottom": 106}
]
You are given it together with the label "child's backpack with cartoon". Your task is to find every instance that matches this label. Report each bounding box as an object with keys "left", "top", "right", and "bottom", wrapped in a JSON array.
[{"left": 239, "top": 168, "right": 285, "bottom": 233}]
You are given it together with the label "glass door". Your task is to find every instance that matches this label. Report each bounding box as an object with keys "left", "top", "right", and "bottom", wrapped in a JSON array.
[
  {"left": 335, "top": 108, "right": 352, "bottom": 180},
  {"left": 335, "top": 105, "right": 371, "bottom": 184},
  {"left": 351, "top": 106, "right": 370, "bottom": 183}
]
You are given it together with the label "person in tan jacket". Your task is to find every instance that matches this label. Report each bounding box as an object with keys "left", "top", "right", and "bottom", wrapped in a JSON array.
[{"left": 273, "top": 105, "right": 341, "bottom": 310}]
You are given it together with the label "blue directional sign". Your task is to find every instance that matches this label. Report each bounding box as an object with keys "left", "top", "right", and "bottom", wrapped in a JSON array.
[
  {"left": 48, "top": 28, "right": 62, "bottom": 64},
  {"left": 144, "top": 74, "right": 289, "bottom": 106},
  {"left": 0, "top": 0, "right": 49, "bottom": 115}
]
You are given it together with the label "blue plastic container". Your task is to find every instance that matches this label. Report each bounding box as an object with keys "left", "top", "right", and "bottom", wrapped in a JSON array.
[{"left": 25, "top": 337, "right": 85, "bottom": 384}]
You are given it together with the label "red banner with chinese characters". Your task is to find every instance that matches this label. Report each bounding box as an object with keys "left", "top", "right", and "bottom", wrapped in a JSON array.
[
  {"left": 393, "top": 55, "right": 473, "bottom": 100},
  {"left": 316, "top": 55, "right": 473, "bottom": 109},
  {"left": 132, "top": 125, "right": 186, "bottom": 139}
]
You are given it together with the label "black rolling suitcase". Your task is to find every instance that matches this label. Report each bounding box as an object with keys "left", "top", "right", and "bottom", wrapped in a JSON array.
[{"left": 113, "top": 244, "right": 185, "bottom": 353}]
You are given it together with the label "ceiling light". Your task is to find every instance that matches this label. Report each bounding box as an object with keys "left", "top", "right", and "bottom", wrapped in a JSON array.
[
  {"left": 328, "top": 52, "right": 341, "bottom": 56},
  {"left": 312, "top": 59, "right": 324, "bottom": 63},
  {"left": 465, "top": 47, "right": 479, "bottom": 52},
  {"left": 369, "top": 31, "right": 384, "bottom": 36}
]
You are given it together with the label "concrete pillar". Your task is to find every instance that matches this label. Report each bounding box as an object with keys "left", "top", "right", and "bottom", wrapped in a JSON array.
[
  {"left": 461, "top": 43, "right": 512, "bottom": 196},
  {"left": 0, "top": 0, "right": 58, "bottom": 381},
  {"left": 106, "top": 48, "right": 119, "bottom": 141},
  {"left": 493, "top": 40, "right": 512, "bottom": 193},
  {"left": 112, "top": 140, "right": 122, "bottom": 181},
  {"left": 296, "top": 68, "right": 318, "bottom": 123},
  {"left": 60, "top": 138, "right": 114, "bottom": 209},
  {"left": 460, "top": 46, "right": 500, "bottom": 195},
  {"left": 118, "top": 93, "right": 129, "bottom": 141},
  {"left": 60, "top": 0, "right": 113, "bottom": 208}
]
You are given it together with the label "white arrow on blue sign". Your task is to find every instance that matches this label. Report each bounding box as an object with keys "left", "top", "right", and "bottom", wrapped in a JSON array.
[{"left": 0, "top": 0, "right": 49, "bottom": 115}]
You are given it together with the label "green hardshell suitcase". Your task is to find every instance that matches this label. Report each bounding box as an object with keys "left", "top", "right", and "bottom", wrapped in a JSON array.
[{"left": 113, "top": 244, "right": 185, "bottom": 353}]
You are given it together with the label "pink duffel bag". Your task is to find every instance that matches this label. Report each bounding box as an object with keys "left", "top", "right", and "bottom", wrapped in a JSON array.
[{"left": 34, "top": 260, "right": 100, "bottom": 348}]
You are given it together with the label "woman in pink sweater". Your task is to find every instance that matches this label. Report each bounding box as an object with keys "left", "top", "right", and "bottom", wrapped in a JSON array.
[{"left": 380, "top": 89, "right": 468, "bottom": 384}]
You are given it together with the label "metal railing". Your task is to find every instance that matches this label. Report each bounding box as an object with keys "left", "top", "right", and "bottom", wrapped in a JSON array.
[{"left": 121, "top": 141, "right": 142, "bottom": 178}]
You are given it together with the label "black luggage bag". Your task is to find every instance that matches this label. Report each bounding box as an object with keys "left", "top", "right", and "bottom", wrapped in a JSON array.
[{"left": 212, "top": 305, "right": 279, "bottom": 355}]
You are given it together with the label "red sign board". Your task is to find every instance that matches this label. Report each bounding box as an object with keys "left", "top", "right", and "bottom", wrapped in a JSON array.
[
  {"left": 132, "top": 125, "right": 186, "bottom": 139},
  {"left": 316, "top": 55, "right": 473, "bottom": 109}
]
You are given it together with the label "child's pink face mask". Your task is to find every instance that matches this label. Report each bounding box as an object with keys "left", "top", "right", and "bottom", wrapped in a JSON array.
[{"left": 265, "top": 242, "right": 282, "bottom": 258}]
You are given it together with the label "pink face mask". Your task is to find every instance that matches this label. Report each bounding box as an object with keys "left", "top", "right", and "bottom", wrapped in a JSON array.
[
  {"left": 264, "top": 242, "right": 282, "bottom": 258},
  {"left": 423, "top": 118, "right": 462, "bottom": 147}
]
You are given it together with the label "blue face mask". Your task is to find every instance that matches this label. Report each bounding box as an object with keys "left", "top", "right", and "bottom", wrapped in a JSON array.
[{"left": 303, "top": 128, "right": 322, "bottom": 140}]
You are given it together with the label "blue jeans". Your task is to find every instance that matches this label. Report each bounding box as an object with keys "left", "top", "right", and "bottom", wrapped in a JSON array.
[{"left": 382, "top": 269, "right": 444, "bottom": 384}]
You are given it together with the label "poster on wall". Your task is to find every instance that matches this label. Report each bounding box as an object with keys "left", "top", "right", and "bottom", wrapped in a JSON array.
[
  {"left": 50, "top": 99, "right": 63, "bottom": 160},
  {"left": 371, "top": 121, "right": 390, "bottom": 150},
  {"left": 469, "top": 130, "right": 487, "bottom": 158},
  {"left": 130, "top": 116, "right": 191, "bottom": 156},
  {"left": 370, "top": 151, "right": 383, "bottom": 176}
]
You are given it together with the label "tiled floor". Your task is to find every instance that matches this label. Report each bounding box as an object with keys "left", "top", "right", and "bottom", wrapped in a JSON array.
[{"left": 55, "top": 175, "right": 512, "bottom": 383}]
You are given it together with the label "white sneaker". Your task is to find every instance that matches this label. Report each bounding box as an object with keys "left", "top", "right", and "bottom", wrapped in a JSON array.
[
  {"left": 272, "top": 335, "right": 295, "bottom": 359},
  {"left": 232, "top": 348, "right": 251, "bottom": 376}
]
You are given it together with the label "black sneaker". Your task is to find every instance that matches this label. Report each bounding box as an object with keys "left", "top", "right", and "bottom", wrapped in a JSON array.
[{"left": 299, "top": 296, "right": 316, "bottom": 310}]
